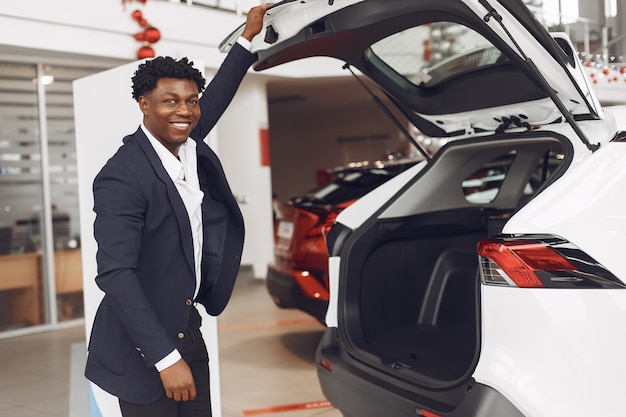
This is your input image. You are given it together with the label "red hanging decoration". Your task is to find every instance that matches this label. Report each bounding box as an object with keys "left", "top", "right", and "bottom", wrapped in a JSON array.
[
  {"left": 125, "top": 1, "right": 161, "bottom": 60},
  {"left": 131, "top": 9, "right": 143, "bottom": 21},
  {"left": 143, "top": 27, "right": 161, "bottom": 44},
  {"left": 137, "top": 44, "right": 155, "bottom": 59}
]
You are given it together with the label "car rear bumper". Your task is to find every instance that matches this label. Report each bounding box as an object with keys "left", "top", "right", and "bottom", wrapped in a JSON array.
[
  {"left": 316, "top": 327, "right": 524, "bottom": 417},
  {"left": 266, "top": 264, "right": 328, "bottom": 323}
]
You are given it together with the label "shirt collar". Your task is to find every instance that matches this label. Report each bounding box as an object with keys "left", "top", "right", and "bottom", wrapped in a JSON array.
[{"left": 141, "top": 124, "right": 188, "bottom": 182}]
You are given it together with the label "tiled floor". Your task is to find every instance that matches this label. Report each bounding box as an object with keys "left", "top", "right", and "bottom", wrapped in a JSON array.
[{"left": 0, "top": 270, "right": 342, "bottom": 417}]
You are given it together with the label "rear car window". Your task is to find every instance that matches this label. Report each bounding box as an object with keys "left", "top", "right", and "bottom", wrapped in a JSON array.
[
  {"left": 294, "top": 170, "right": 397, "bottom": 206},
  {"left": 368, "top": 22, "right": 506, "bottom": 87},
  {"left": 462, "top": 151, "right": 563, "bottom": 204}
]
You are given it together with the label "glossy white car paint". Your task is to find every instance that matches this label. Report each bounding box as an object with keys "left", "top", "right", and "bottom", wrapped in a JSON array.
[
  {"left": 415, "top": 98, "right": 564, "bottom": 137},
  {"left": 503, "top": 139, "right": 626, "bottom": 280},
  {"left": 475, "top": 286, "right": 626, "bottom": 416},
  {"left": 219, "top": 0, "right": 364, "bottom": 54}
]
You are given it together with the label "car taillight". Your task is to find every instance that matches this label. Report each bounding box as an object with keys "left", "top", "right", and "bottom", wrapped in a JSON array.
[
  {"left": 305, "top": 212, "right": 339, "bottom": 239},
  {"left": 305, "top": 225, "right": 328, "bottom": 238},
  {"left": 477, "top": 236, "right": 625, "bottom": 289},
  {"left": 418, "top": 409, "right": 442, "bottom": 417},
  {"left": 319, "top": 359, "right": 333, "bottom": 372}
]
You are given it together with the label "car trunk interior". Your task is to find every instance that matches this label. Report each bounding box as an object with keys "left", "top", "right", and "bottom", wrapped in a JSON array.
[{"left": 341, "top": 134, "right": 568, "bottom": 387}]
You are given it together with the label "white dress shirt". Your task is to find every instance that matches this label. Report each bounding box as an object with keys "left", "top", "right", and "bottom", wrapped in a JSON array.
[
  {"left": 142, "top": 125, "right": 204, "bottom": 372},
  {"left": 141, "top": 35, "right": 252, "bottom": 372}
]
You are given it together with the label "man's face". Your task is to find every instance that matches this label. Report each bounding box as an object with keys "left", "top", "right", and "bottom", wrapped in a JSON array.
[{"left": 139, "top": 77, "right": 200, "bottom": 155}]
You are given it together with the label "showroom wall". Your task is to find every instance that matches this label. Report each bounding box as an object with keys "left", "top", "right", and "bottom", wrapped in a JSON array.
[{"left": 266, "top": 76, "right": 411, "bottom": 202}]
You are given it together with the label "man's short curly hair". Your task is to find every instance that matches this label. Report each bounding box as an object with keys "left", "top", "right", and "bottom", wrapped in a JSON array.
[{"left": 131, "top": 56, "right": 206, "bottom": 101}]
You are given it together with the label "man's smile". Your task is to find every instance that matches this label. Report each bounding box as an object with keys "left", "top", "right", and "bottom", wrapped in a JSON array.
[{"left": 171, "top": 122, "right": 191, "bottom": 129}]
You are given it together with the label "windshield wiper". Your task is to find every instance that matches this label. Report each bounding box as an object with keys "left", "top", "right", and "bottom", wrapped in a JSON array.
[
  {"left": 480, "top": 0, "right": 600, "bottom": 152},
  {"left": 342, "top": 64, "right": 432, "bottom": 161}
]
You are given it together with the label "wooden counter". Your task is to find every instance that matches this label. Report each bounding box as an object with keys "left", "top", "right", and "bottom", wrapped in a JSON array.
[
  {"left": 0, "top": 252, "right": 42, "bottom": 325},
  {"left": 54, "top": 249, "right": 83, "bottom": 294},
  {"left": 0, "top": 249, "right": 83, "bottom": 327}
]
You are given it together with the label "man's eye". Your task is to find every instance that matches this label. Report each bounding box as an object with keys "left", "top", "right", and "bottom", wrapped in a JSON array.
[
  {"left": 188, "top": 100, "right": 198, "bottom": 105},
  {"left": 165, "top": 99, "right": 176, "bottom": 104}
]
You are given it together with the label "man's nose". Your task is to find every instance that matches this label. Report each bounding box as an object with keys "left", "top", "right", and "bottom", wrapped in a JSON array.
[{"left": 176, "top": 103, "right": 192, "bottom": 115}]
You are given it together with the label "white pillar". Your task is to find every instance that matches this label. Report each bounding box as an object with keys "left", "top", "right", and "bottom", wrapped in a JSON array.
[{"left": 216, "top": 75, "right": 274, "bottom": 279}]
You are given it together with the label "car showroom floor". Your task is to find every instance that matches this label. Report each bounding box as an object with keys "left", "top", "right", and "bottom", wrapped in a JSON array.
[{"left": 0, "top": 268, "right": 342, "bottom": 417}]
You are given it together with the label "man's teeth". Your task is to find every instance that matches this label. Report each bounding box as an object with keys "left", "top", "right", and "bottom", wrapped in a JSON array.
[{"left": 172, "top": 123, "right": 189, "bottom": 128}]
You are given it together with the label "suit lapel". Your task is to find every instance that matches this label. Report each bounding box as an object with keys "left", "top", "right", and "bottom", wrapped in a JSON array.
[
  {"left": 194, "top": 137, "right": 243, "bottom": 223},
  {"left": 132, "top": 128, "right": 196, "bottom": 274}
]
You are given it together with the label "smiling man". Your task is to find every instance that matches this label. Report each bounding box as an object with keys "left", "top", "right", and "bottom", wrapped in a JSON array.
[
  {"left": 84, "top": 5, "right": 270, "bottom": 417},
  {"left": 139, "top": 76, "right": 203, "bottom": 155}
]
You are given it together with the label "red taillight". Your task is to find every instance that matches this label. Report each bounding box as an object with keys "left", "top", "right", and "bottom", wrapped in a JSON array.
[
  {"left": 319, "top": 359, "right": 333, "bottom": 372},
  {"left": 478, "top": 237, "right": 625, "bottom": 289},
  {"left": 305, "top": 211, "right": 340, "bottom": 239},
  {"left": 421, "top": 409, "right": 442, "bottom": 417},
  {"left": 477, "top": 239, "right": 575, "bottom": 288},
  {"left": 305, "top": 225, "right": 328, "bottom": 238}
]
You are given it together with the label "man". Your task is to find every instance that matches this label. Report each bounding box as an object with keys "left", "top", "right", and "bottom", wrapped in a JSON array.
[{"left": 85, "top": 5, "right": 270, "bottom": 416}]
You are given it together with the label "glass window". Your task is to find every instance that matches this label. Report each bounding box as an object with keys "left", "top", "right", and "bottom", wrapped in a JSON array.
[
  {"left": 462, "top": 153, "right": 515, "bottom": 204},
  {"left": 0, "top": 62, "right": 100, "bottom": 333},
  {"left": 45, "top": 64, "right": 93, "bottom": 322},
  {"left": 369, "top": 22, "right": 507, "bottom": 87},
  {"left": 293, "top": 170, "right": 391, "bottom": 206},
  {"left": 462, "top": 151, "right": 563, "bottom": 204},
  {"left": 0, "top": 62, "right": 46, "bottom": 331},
  {"left": 293, "top": 160, "right": 418, "bottom": 207}
]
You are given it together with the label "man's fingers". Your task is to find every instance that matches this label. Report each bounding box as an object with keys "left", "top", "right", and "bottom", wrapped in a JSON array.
[
  {"left": 159, "top": 359, "right": 196, "bottom": 402},
  {"left": 166, "top": 386, "right": 195, "bottom": 402},
  {"left": 171, "top": 388, "right": 195, "bottom": 402}
]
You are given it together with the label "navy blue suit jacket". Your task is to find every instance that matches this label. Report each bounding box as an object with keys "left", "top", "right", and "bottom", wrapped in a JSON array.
[{"left": 85, "top": 43, "right": 257, "bottom": 404}]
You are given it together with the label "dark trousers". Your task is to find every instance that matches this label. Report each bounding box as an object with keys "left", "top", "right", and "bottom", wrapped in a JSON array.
[{"left": 119, "top": 306, "right": 211, "bottom": 417}]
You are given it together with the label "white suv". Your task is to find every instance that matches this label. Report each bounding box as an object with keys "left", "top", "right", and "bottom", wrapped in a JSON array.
[{"left": 223, "top": 1, "right": 626, "bottom": 416}]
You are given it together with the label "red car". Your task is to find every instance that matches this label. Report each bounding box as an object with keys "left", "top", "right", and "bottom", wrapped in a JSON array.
[{"left": 267, "top": 157, "right": 420, "bottom": 322}]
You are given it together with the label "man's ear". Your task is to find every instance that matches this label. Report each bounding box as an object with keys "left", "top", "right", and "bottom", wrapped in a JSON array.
[{"left": 138, "top": 95, "right": 149, "bottom": 115}]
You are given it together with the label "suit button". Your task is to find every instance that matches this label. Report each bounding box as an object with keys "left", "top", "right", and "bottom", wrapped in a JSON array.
[
  {"left": 186, "top": 299, "right": 192, "bottom": 306},
  {"left": 178, "top": 332, "right": 185, "bottom": 339}
]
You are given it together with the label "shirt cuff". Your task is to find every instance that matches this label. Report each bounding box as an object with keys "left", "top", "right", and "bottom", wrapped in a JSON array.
[
  {"left": 155, "top": 349, "right": 182, "bottom": 372},
  {"left": 236, "top": 36, "right": 252, "bottom": 52}
]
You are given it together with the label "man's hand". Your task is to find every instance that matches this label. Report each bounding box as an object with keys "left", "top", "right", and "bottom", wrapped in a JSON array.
[
  {"left": 241, "top": 3, "right": 272, "bottom": 41},
  {"left": 159, "top": 359, "right": 197, "bottom": 402}
]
